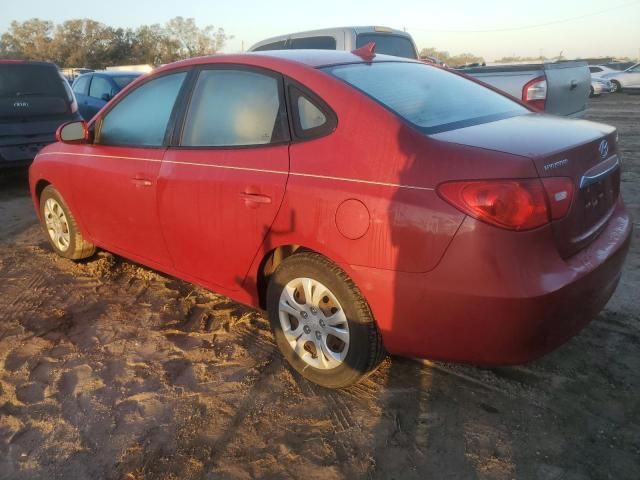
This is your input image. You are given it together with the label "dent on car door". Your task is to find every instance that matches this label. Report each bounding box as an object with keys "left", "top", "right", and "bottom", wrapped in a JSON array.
[
  {"left": 159, "top": 67, "right": 290, "bottom": 290},
  {"left": 70, "top": 71, "right": 188, "bottom": 266}
]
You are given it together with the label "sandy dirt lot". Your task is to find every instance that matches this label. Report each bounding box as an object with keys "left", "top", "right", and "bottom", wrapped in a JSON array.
[{"left": 0, "top": 94, "right": 639, "bottom": 480}]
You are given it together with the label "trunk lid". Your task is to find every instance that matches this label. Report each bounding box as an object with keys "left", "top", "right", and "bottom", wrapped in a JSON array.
[{"left": 431, "top": 114, "right": 619, "bottom": 257}]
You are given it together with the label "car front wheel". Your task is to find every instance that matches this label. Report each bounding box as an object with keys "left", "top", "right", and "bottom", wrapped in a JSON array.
[
  {"left": 266, "top": 251, "right": 385, "bottom": 388},
  {"left": 39, "top": 185, "right": 96, "bottom": 260}
]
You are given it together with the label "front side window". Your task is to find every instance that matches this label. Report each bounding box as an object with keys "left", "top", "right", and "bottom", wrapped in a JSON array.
[
  {"left": 589, "top": 67, "right": 602, "bottom": 73},
  {"left": 98, "top": 72, "right": 186, "bottom": 147},
  {"left": 73, "top": 75, "right": 90, "bottom": 95},
  {"left": 181, "top": 69, "right": 287, "bottom": 147},
  {"left": 89, "top": 76, "right": 113, "bottom": 99},
  {"left": 326, "top": 61, "right": 528, "bottom": 134},
  {"left": 356, "top": 34, "right": 417, "bottom": 59},
  {"left": 290, "top": 36, "right": 336, "bottom": 50}
]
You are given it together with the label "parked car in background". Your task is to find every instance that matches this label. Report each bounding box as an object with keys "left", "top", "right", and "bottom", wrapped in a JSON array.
[
  {"left": 249, "top": 26, "right": 419, "bottom": 59},
  {"left": 599, "top": 63, "right": 640, "bottom": 93},
  {"left": 590, "top": 77, "right": 614, "bottom": 97},
  {"left": 252, "top": 28, "right": 589, "bottom": 117},
  {"left": 457, "top": 62, "right": 591, "bottom": 117},
  {"left": 0, "top": 60, "right": 80, "bottom": 168},
  {"left": 72, "top": 71, "right": 142, "bottom": 120},
  {"left": 588, "top": 65, "right": 618, "bottom": 78},
  {"left": 30, "top": 50, "right": 631, "bottom": 388}
]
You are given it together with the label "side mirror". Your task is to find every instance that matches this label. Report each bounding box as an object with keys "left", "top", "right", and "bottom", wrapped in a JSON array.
[{"left": 56, "top": 121, "right": 89, "bottom": 144}]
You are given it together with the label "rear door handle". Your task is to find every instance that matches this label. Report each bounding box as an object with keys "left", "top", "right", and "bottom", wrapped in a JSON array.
[
  {"left": 131, "top": 176, "right": 152, "bottom": 187},
  {"left": 240, "top": 192, "right": 272, "bottom": 205}
]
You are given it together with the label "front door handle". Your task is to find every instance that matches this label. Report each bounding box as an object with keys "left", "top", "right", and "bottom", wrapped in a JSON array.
[
  {"left": 131, "top": 176, "right": 152, "bottom": 187},
  {"left": 240, "top": 191, "right": 272, "bottom": 205}
]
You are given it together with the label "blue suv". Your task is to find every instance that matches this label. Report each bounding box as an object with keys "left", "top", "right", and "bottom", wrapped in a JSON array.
[{"left": 72, "top": 71, "right": 142, "bottom": 120}]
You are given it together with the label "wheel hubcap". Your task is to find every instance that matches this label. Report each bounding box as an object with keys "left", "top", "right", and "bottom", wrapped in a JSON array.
[
  {"left": 44, "top": 198, "right": 71, "bottom": 252},
  {"left": 278, "top": 277, "right": 350, "bottom": 370}
]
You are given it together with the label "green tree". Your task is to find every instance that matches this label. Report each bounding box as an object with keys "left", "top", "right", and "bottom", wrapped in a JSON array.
[
  {"left": 419, "top": 47, "right": 484, "bottom": 67},
  {"left": 0, "top": 18, "right": 54, "bottom": 60}
]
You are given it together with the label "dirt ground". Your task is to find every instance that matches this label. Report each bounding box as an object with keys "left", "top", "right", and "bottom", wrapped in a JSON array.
[{"left": 0, "top": 94, "right": 639, "bottom": 480}]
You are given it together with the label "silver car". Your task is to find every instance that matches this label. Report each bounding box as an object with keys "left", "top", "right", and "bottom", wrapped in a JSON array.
[
  {"left": 599, "top": 63, "right": 640, "bottom": 92},
  {"left": 590, "top": 77, "right": 614, "bottom": 97}
]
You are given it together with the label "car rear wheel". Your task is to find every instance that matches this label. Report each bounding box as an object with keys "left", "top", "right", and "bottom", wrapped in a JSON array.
[
  {"left": 266, "top": 251, "right": 385, "bottom": 388},
  {"left": 40, "top": 185, "right": 95, "bottom": 260},
  {"left": 610, "top": 80, "right": 621, "bottom": 93}
]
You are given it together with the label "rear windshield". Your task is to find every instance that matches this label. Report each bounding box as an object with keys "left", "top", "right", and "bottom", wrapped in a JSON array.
[
  {"left": 325, "top": 62, "right": 528, "bottom": 133},
  {"left": 356, "top": 34, "right": 417, "bottom": 59},
  {"left": 112, "top": 75, "right": 140, "bottom": 89},
  {"left": 0, "top": 64, "right": 66, "bottom": 98}
]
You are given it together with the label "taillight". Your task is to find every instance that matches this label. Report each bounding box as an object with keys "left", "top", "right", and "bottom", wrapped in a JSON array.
[
  {"left": 60, "top": 72, "right": 79, "bottom": 114},
  {"left": 437, "top": 178, "right": 573, "bottom": 231},
  {"left": 522, "top": 75, "right": 547, "bottom": 111}
]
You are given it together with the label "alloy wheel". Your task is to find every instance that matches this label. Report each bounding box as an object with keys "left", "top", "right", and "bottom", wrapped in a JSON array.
[
  {"left": 44, "top": 198, "right": 71, "bottom": 252},
  {"left": 278, "top": 277, "right": 350, "bottom": 370}
]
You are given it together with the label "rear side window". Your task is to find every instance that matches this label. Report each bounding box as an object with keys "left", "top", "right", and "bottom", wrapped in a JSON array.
[
  {"left": 290, "top": 36, "right": 336, "bottom": 50},
  {"left": 253, "top": 40, "right": 287, "bottom": 51},
  {"left": 89, "top": 76, "right": 113, "bottom": 99},
  {"left": 73, "top": 75, "right": 91, "bottom": 95},
  {"left": 326, "top": 62, "right": 527, "bottom": 134},
  {"left": 589, "top": 67, "right": 602, "bottom": 73},
  {"left": 356, "top": 34, "right": 417, "bottom": 59},
  {"left": 0, "top": 64, "right": 66, "bottom": 98},
  {"left": 112, "top": 75, "right": 139, "bottom": 89},
  {"left": 288, "top": 85, "right": 336, "bottom": 139},
  {"left": 181, "top": 69, "right": 287, "bottom": 147},
  {"left": 98, "top": 72, "right": 186, "bottom": 147}
]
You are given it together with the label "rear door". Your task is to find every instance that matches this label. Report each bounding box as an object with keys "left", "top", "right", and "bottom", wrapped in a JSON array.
[
  {"left": 86, "top": 75, "right": 114, "bottom": 119},
  {"left": 70, "top": 70, "right": 188, "bottom": 266},
  {"left": 543, "top": 62, "right": 590, "bottom": 116},
  {"left": 159, "top": 66, "right": 290, "bottom": 289},
  {"left": 72, "top": 74, "right": 92, "bottom": 119}
]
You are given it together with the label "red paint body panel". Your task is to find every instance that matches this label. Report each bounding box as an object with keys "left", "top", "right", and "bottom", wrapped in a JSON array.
[{"left": 29, "top": 51, "right": 633, "bottom": 366}]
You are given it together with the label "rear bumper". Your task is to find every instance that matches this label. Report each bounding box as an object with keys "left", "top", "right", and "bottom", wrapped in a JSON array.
[
  {"left": 0, "top": 137, "right": 55, "bottom": 166},
  {"left": 350, "top": 198, "right": 632, "bottom": 364}
]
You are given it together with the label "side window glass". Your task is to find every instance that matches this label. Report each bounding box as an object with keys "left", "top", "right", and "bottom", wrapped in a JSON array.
[
  {"left": 98, "top": 72, "right": 186, "bottom": 147},
  {"left": 73, "top": 75, "right": 90, "bottom": 95},
  {"left": 181, "top": 69, "right": 287, "bottom": 147},
  {"left": 289, "top": 86, "right": 336, "bottom": 140},
  {"left": 298, "top": 96, "right": 326, "bottom": 130},
  {"left": 89, "top": 76, "right": 114, "bottom": 99}
]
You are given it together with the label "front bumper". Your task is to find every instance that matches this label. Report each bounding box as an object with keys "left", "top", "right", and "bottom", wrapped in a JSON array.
[{"left": 350, "top": 198, "right": 632, "bottom": 364}]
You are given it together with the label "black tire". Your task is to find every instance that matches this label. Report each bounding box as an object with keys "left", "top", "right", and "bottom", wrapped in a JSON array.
[
  {"left": 611, "top": 80, "right": 621, "bottom": 93},
  {"left": 39, "top": 185, "right": 96, "bottom": 260},
  {"left": 266, "top": 251, "right": 385, "bottom": 388},
  {"left": 589, "top": 86, "right": 595, "bottom": 98}
]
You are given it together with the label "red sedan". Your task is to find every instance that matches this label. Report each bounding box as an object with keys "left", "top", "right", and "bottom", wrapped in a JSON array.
[{"left": 29, "top": 49, "right": 632, "bottom": 388}]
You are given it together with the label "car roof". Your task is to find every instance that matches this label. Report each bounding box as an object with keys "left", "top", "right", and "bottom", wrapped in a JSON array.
[
  {"left": 0, "top": 59, "right": 57, "bottom": 68},
  {"left": 93, "top": 70, "right": 144, "bottom": 77},
  {"left": 157, "top": 50, "right": 418, "bottom": 74}
]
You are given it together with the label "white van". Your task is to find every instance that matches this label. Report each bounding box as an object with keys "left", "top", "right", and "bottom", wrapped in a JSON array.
[{"left": 249, "top": 26, "right": 418, "bottom": 59}]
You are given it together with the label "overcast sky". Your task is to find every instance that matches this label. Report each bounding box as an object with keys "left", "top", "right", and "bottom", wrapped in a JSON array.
[{"left": 2, "top": 0, "right": 639, "bottom": 60}]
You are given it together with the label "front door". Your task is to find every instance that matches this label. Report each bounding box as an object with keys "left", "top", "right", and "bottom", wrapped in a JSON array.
[
  {"left": 71, "top": 71, "right": 188, "bottom": 266},
  {"left": 159, "top": 67, "right": 290, "bottom": 289}
]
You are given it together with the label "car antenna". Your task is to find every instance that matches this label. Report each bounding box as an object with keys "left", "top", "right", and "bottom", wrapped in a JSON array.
[{"left": 351, "top": 42, "right": 376, "bottom": 60}]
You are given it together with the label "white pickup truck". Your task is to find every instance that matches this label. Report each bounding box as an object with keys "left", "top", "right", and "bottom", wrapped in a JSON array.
[
  {"left": 456, "top": 62, "right": 591, "bottom": 117},
  {"left": 250, "top": 27, "right": 591, "bottom": 117}
]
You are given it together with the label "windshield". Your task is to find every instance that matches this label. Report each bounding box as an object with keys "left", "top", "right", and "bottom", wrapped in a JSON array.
[
  {"left": 356, "top": 33, "right": 417, "bottom": 59},
  {"left": 0, "top": 64, "right": 66, "bottom": 98},
  {"left": 113, "top": 75, "right": 140, "bottom": 89},
  {"left": 325, "top": 61, "right": 528, "bottom": 133}
]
